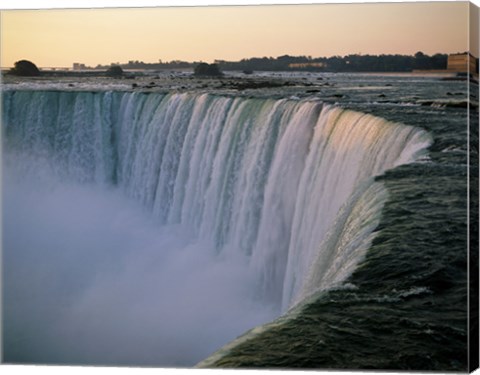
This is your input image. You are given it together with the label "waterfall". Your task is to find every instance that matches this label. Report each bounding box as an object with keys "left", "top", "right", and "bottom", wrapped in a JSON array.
[{"left": 2, "top": 90, "right": 431, "bottom": 314}]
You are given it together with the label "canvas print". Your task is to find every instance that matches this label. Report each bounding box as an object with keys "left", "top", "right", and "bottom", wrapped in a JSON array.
[{"left": 1, "top": 0, "right": 478, "bottom": 372}]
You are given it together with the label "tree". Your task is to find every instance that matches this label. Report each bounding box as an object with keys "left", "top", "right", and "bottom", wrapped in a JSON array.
[
  {"left": 106, "top": 65, "right": 123, "bottom": 77},
  {"left": 414, "top": 51, "right": 430, "bottom": 70},
  {"left": 10, "top": 60, "right": 40, "bottom": 76},
  {"left": 194, "top": 63, "right": 223, "bottom": 77}
]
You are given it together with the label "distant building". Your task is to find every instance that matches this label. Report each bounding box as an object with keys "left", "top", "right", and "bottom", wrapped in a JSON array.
[
  {"left": 447, "top": 53, "right": 477, "bottom": 73},
  {"left": 73, "top": 62, "right": 87, "bottom": 70}
]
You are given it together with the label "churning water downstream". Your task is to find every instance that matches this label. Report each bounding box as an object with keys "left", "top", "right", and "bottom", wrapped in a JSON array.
[{"left": 0, "top": 88, "right": 448, "bottom": 367}]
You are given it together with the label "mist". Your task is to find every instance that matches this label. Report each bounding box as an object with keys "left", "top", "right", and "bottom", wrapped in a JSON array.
[{"left": 3, "top": 157, "right": 277, "bottom": 367}]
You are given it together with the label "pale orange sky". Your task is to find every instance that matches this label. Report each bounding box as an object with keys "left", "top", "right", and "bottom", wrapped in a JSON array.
[{"left": 0, "top": 1, "right": 473, "bottom": 68}]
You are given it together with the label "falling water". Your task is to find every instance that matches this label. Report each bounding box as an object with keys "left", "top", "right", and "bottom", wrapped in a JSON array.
[{"left": 2, "top": 90, "right": 431, "bottom": 365}]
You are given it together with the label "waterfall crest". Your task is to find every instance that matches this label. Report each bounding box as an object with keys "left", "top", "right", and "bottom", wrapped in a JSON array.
[{"left": 2, "top": 90, "right": 431, "bottom": 310}]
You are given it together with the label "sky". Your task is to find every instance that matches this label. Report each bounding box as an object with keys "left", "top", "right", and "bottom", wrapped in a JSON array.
[{"left": 0, "top": 0, "right": 476, "bottom": 68}]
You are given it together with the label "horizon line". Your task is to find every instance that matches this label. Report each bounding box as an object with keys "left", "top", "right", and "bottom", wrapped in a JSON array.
[{"left": 2, "top": 50, "right": 477, "bottom": 70}]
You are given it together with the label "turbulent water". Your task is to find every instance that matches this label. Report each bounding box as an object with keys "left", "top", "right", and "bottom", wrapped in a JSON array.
[{"left": 2, "top": 73, "right": 476, "bottom": 370}]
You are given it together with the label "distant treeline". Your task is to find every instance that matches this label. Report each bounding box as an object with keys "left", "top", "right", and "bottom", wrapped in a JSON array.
[
  {"left": 95, "top": 52, "right": 452, "bottom": 72},
  {"left": 217, "top": 52, "right": 449, "bottom": 72},
  {"left": 95, "top": 60, "right": 196, "bottom": 71}
]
